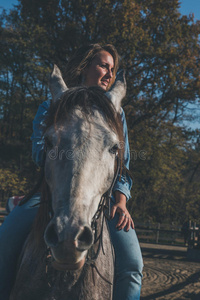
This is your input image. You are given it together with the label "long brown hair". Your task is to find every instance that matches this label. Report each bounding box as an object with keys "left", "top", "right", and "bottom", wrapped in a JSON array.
[{"left": 63, "top": 44, "right": 119, "bottom": 90}]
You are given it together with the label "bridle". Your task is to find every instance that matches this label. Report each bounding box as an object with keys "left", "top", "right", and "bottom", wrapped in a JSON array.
[
  {"left": 45, "top": 154, "right": 120, "bottom": 287},
  {"left": 83, "top": 154, "right": 120, "bottom": 286},
  {"left": 91, "top": 154, "right": 120, "bottom": 226},
  {"left": 19, "top": 150, "right": 121, "bottom": 287}
]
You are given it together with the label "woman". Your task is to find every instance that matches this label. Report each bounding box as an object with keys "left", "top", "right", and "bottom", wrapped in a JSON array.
[{"left": 0, "top": 44, "right": 143, "bottom": 300}]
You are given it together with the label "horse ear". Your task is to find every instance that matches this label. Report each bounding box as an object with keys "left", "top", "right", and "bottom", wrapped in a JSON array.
[
  {"left": 49, "top": 64, "right": 68, "bottom": 102},
  {"left": 106, "top": 70, "right": 126, "bottom": 112}
]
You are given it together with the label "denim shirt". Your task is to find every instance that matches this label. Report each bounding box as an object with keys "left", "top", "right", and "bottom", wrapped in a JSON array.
[{"left": 31, "top": 100, "right": 132, "bottom": 200}]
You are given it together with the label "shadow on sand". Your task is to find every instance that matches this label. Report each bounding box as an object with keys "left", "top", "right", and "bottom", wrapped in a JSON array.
[{"left": 141, "top": 244, "right": 200, "bottom": 300}]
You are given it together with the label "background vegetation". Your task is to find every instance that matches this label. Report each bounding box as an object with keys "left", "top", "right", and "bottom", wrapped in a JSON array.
[{"left": 0, "top": 0, "right": 200, "bottom": 224}]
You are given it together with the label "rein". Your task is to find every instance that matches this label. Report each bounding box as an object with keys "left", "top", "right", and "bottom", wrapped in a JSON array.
[
  {"left": 45, "top": 155, "right": 120, "bottom": 288},
  {"left": 19, "top": 154, "right": 120, "bottom": 288},
  {"left": 91, "top": 154, "right": 120, "bottom": 226},
  {"left": 85, "top": 154, "right": 120, "bottom": 286}
]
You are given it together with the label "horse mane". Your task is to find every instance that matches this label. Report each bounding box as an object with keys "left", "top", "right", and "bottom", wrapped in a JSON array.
[{"left": 32, "top": 86, "right": 125, "bottom": 246}]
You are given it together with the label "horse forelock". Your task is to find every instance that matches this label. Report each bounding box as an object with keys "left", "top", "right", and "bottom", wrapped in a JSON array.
[{"left": 46, "top": 86, "right": 122, "bottom": 138}]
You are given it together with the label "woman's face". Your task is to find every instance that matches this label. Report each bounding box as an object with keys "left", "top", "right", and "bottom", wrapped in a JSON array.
[{"left": 83, "top": 51, "right": 114, "bottom": 91}]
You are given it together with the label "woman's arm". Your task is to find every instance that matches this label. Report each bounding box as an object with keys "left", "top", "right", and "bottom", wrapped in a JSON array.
[
  {"left": 31, "top": 100, "right": 50, "bottom": 167},
  {"left": 111, "top": 108, "right": 134, "bottom": 231},
  {"left": 112, "top": 108, "right": 132, "bottom": 200}
]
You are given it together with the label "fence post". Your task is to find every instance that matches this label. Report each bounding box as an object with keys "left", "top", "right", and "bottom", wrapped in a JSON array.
[{"left": 156, "top": 223, "right": 160, "bottom": 244}]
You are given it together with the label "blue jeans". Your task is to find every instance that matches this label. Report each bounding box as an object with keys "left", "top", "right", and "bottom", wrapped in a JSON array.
[
  {"left": 107, "top": 201, "right": 143, "bottom": 300},
  {"left": 0, "top": 195, "right": 143, "bottom": 300},
  {"left": 0, "top": 194, "right": 40, "bottom": 300}
]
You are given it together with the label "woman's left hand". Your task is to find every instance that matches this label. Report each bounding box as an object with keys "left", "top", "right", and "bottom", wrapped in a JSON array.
[{"left": 110, "top": 191, "right": 134, "bottom": 231}]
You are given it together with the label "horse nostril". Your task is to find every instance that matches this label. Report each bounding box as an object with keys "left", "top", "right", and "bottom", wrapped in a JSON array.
[
  {"left": 75, "top": 226, "right": 94, "bottom": 251},
  {"left": 45, "top": 223, "right": 59, "bottom": 247}
]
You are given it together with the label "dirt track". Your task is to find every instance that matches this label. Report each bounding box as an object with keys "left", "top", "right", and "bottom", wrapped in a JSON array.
[{"left": 140, "top": 243, "right": 200, "bottom": 300}]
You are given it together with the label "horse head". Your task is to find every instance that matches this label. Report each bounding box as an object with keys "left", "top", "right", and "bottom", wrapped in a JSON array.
[{"left": 43, "top": 65, "right": 126, "bottom": 271}]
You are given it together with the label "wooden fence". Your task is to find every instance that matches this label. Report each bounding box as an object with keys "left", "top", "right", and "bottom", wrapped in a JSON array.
[
  {"left": 135, "top": 222, "right": 184, "bottom": 246},
  {"left": 135, "top": 221, "right": 200, "bottom": 248}
]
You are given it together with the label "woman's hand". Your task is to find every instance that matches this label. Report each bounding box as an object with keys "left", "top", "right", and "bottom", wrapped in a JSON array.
[{"left": 110, "top": 191, "right": 134, "bottom": 232}]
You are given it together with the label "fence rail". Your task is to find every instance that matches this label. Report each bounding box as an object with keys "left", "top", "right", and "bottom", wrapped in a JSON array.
[
  {"left": 135, "top": 222, "right": 200, "bottom": 248},
  {"left": 136, "top": 226, "right": 184, "bottom": 246}
]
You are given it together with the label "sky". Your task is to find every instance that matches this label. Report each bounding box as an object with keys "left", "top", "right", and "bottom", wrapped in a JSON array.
[{"left": 180, "top": 0, "right": 200, "bottom": 20}]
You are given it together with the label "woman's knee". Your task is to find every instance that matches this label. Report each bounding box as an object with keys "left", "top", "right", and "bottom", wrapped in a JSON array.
[
  {"left": 119, "top": 249, "right": 143, "bottom": 276},
  {"left": 128, "top": 253, "right": 143, "bottom": 276},
  {"left": 114, "top": 231, "right": 143, "bottom": 273}
]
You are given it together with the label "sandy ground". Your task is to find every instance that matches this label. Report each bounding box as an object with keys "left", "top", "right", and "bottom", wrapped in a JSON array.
[
  {"left": 140, "top": 243, "right": 200, "bottom": 300},
  {"left": 1, "top": 210, "right": 200, "bottom": 299}
]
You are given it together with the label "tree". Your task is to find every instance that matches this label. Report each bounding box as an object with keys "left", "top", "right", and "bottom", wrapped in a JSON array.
[{"left": 0, "top": 0, "right": 200, "bottom": 223}]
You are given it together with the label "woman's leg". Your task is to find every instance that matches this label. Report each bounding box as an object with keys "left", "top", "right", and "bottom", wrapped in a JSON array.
[
  {"left": 0, "top": 193, "right": 40, "bottom": 299},
  {"left": 107, "top": 210, "right": 143, "bottom": 300}
]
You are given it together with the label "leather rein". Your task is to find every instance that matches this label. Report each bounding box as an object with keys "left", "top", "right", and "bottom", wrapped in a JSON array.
[
  {"left": 83, "top": 154, "right": 120, "bottom": 286},
  {"left": 45, "top": 154, "right": 120, "bottom": 287},
  {"left": 19, "top": 153, "right": 120, "bottom": 287}
]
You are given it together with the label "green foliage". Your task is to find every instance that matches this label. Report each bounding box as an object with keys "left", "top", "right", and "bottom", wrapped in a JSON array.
[
  {"left": 0, "top": 168, "right": 27, "bottom": 203},
  {"left": 0, "top": 0, "right": 200, "bottom": 224}
]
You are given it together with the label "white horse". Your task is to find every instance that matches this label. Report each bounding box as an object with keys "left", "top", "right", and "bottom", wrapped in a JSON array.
[{"left": 10, "top": 65, "right": 126, "bottom": 300}]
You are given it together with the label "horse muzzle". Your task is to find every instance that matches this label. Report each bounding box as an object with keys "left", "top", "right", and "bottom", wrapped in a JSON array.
[{"left": 44, "top": 220, "right": 94, "bottom": 270}]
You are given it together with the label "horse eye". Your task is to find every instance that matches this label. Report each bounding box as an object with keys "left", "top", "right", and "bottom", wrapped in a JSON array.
[{"left": 109, "top": 144, "right": 119, "bottom": 154}]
